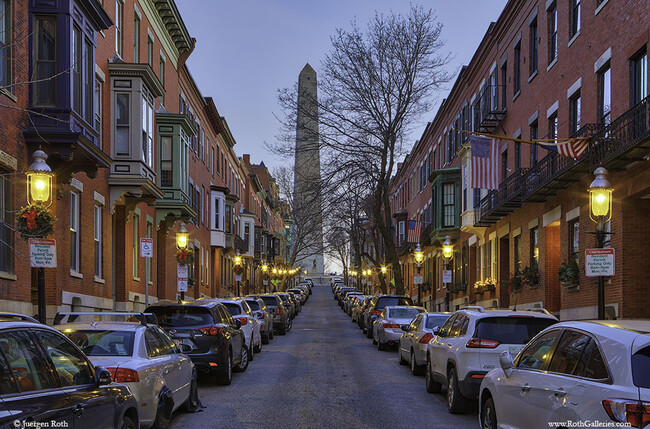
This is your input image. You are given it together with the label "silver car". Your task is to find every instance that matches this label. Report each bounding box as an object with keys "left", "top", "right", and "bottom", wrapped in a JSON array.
[
  {"left": 244, "top": 297, "right": 273, "bottom": 344},
  {"left": 56, "top": 313, "right": 197, "bottom": 429},
  {"left": 398, "top": 312, "right": 450, "bottom": 375},
  {"left": 373, "top": 306, "right": 425, "bottom": 350}
]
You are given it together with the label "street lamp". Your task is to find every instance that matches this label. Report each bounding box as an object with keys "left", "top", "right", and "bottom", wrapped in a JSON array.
[
  {"left": 413, "top": 243, "right": 424, "bottom": 306},
  {"left": 588, "top": 167, "right": 613, "bottom": 320},
  {"left": 27, "top": 149, "right": 54, "bottom": 324},
  {"left": 442, "top": 235, "right": 453, "bottom": 311},
  {"left": 233, "top": 251, "right": 243, "bottom": 296},
  {"left": 176, "top": 222, "right": 190, "bottom": 301}
]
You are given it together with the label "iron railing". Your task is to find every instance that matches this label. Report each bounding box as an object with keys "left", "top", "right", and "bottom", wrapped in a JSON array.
[
  {"left": 478, "top": 168, "right": 529, "bottom": 223},
  {"left": 420, "top": 222, "right": 433, "bottom": 246},
  {"left": 475, "top": 84, "right": 506, "bottom": 132}
]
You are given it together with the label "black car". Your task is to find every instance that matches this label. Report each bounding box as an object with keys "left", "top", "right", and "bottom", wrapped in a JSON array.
[
  {"left": 0, "top": 320, "right": 139, "bottom": 428},
  {"left": 146, "top": 300, "right": 246, "bottom": 385}
]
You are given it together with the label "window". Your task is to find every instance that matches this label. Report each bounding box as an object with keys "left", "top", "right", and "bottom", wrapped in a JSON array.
[
  {"left": 486, "top": 240, "right": 492, "bottom": 278},
  {"left": 514, "top": 42, "right": 521, "bottom": 95},
  {"left": 570, "top": 91, "right": 581, "bottom": 135},
  {"left": 489, "top": 69, "right": 498, "bottom": 110},
  {"left": 147, "top": 34, "right": 153, "bottom": 67},
  {"left": 548, "top": 330, "right": 590, "bottom": 375},
  {"left": 132, "top": 212, "right": 139, "bottom": 279},
  {"left": 133, "top": 12, "right": 140, "bottom": 62},
  {"left": 631, "top": 49, "right": 647, "bottom": 106},
  {"left": 515, "top": 142, "right": 521, "bottom": 170},
  {"left": 501, "top": 150, "right": 508, "bottom": 182},
  {"left": 514, "top": 234, "right": 521, "bottom": 272},
  {"left": 159, "top": 54, "right": 165, "bottom": 105},
  {"left": 141, "top": 87, "right": 155, "bottom": 167},
  {"left": 570, "top": 0, "right": 580, "bottom": 38},
  {"left": 530, "top": 121, "right": 538, "bottom": 165},
  {"left": 442, "top": 183, "right": 455, "bottom": 228},
  {"left": 244, "top": 222, "right": 250, "bottom": 246},
  {"left": 0, "top": 331, "right": 55, "bottom": 392},
  {"left": 500, "top": 61, "right": 507, "bottom": 109},
  {"left": 73, "top": 27, "right": 82, "bottom": 114},
  {"left": 214, "top": 197, "right": 220, "bottom": 230},
  {"left": 34, "top": 16, "right": 57, "bottom": 106},
  {"left": 569, "top": 219, "right": 579, "bottom": 264},
  {"left": 160, "top": 136, "right": 172, "bottom": 187},
  {"left": 94, "top": 79, "right": 102, "bottom": 144},
  {"left": 529, "top": 18, "right": 538, "bottom": 77},
  {"left": 73, "top": 29, "right": 93, "bottom": 124},
  {"left": 144, "top": 328, "right": 164, "bottom": 358},
  {"left": 398, "top": 221, "right": 405, "bottom": 245},
  {"left": 549, "top": 113, "right": 558, "bottom": 140},
  {"left": 473, "top": 188, "right": 481, "bottom": 209},
  {"left": 115, "top": 93, "right": 130, "bottom": 156},
  {"left": 548, "top": 3, "right": 557, "bottom": 64},
  {"left": 34, "top": 330, "right": 94, "bottom": 386},
  {"left": 517, "top": 330, "right": 560, "bottom": 370},
  {"left": 115, "top": 0, "right": 123, "bottom": 57},
  {"left": 70, "top": 192, "right": 80, "bottom": 272},
  {"left": 0, "top": 0, "right": 12, "bottom": 88},
  {"left": 94, "top": 204, "right": 102, "bottom": 278},
  {"left": 0, "top": 170, "right": 12, "bottom": 273},
  {"left": 598, "top": 65, "right": 611, "bottom": 127},
  {"left": 146, "top": 220, "right": 152, "bottom": 284},
  {"left": 225, "top": 204, "right": 232, "bottom": 234},
  {"left": 530, "top": 226, "right": 539, "bottom": 268}
]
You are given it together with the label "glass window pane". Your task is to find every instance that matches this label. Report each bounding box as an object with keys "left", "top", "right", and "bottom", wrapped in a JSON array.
[
  {"left": 517, "top": 330, "right": 560, "bottom": 370},
  {"left": 0, "top": 331, "right": 55, "bottom": 391},
  {"left": 548, "top": 330, "right": 590, "bottom": 375},
  {"left": 34, "top": 330, "right": 94, "bottom": 386}
]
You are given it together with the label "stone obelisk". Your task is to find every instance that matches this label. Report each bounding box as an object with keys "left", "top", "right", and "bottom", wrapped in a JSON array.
[{"left": 294, "top": 64, "right": 324, "bottom": 276}]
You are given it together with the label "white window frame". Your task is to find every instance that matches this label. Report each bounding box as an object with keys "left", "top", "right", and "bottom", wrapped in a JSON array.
[
  {"left": 70, "top": 192, "right": 80, "bottom": 274},
  {"left": 94, "top": 203, "right": 102, "bottom": 279}
]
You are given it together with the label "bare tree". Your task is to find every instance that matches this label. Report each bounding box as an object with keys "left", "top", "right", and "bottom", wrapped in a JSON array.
[{"left": 274, "top": 6, "right": 451, "bottom": 294}]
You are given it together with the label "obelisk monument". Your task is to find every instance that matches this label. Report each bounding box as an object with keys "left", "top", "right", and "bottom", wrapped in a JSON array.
[{"left": 294, "top": 64, "right": 324, "bottom": 275}]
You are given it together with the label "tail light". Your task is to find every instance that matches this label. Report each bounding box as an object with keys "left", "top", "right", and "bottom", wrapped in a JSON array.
[
  {"left": 466, "top": 338, "right": 500, "bottom": 348},
  {"left": 277, "top": 307, "right": 283, "bottom": 315},
  {"left": 199, "top": 326, "right": 220, "bottom": 336},
  {"left": 371, "top": 310, "right": 381, "bottom": 317},
  {"left": 236, "top": 317, "right": 248, "bottom": 326},
  {"left": 106, "top": 367, "right": 139, "bottom": 383},
  {"left": 420, "top": 333, "right": 434, "bottom": 344},
  {"left": 383, "top": 323, "right": 400, "bottom": 329},
  {"left": 603, "top": 399, "right": 650, "bottom": 428}
]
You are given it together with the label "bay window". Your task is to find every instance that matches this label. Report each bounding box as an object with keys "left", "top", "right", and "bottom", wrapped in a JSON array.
[{"left": 34, "top": 16, "right": 57, "bottom": 106}]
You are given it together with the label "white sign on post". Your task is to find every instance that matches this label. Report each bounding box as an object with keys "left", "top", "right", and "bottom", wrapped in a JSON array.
[
  {"left": 29, "top": 239, "right": 57, "bottom": 268},
  {"left": 177, "top": 279, "right": 188, "bottom": 292},
  {"left": 442, "top": 270, "right": 452, "bottom": 284},
  {"left": 177, "top": 264, "right": 189, "bottom": 292},
  {"left": 140, "top": 237, "right": 153, "bottom": 258},
  {"left": 585, "top": 248, "right": 615, "bottom": 277},
  {"left": 413, "top": 274, "right": 423, "bottom": 285}
]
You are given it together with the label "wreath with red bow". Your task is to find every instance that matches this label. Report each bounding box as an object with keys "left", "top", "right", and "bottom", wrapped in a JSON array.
[
  {"left": 16, "top": 204, "right": 57, "bottom": 240},
  {"left": 234, "top": 264, "right": 244, "bottom": 275},
  {"left": 176, "top": 248, "right": 195, "bottom": 266}
]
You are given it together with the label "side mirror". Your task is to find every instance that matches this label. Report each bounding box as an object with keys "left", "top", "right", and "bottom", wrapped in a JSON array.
[
  {"left": 432, "top": 326, "right": 440, "bottom": 335},
  {"left": 95, "top": 366, "right": 112, "bottom": 386},
  {"left": 178, "top": 343, "right": 193, "bottom": 354},
  {"left": 234, "top": 319, "right": 242, "bottom": 329},
  {"left": 499, "top": 350, "right": 514, "bottom": 377},
  {"left": 400, "top": 325, "right": 410, "bottom": 332}
]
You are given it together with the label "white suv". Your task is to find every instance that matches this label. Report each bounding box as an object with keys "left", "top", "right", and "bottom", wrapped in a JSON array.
[
  {"left": 425, "top": 307, "right": 557, "bottom": 414},
  {"left": 478, "top": 320, "right": 650, "bottom": 429},
  {"left": 218, "top": 299, "right": 262, "bottom": 359}
]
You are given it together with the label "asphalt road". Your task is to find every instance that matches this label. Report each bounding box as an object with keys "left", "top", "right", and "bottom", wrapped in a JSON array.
[{"left": 169, "top": 285, "right": 478, "bottom": 429}]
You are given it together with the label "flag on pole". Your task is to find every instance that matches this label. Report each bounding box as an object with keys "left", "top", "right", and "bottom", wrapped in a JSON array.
[
  {"left": 540, "top": 138, "right": 589, "bottom": 158},
  {"left": 407, "top": 220, "right": 422, "bottom": 243},
  {"left": 470, "top": 135, "right": 499, "bottom": 190}
]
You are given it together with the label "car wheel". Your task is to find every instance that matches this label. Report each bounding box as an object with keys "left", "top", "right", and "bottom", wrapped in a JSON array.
[
  {"left": 254, "top": 337, "right": 262, "bottom": 353},
  {"left": 184, "top": 369, "right": 201, "bottom": 412},
  {"left": 447, "top": 367, "right": 468, "bottom": 414},
  {"left": 425, "top": 357, "right": 442, "bottom": 393},
  {"left": 262, "top": 332, "right": 270, "bottom": 345},
  {"left": 398, "top": 347, "right": 408, "bottom": 365},
  {"left": 216, "top": 349, "right": 232, "bottom": 385},
  {"left": 365, "top": 326, "right": 372, "bottom": 338},
  {"left": 410, "top": 350, "right": 423, "bottom": 375},
  {"left": 481, "top": 396, "right": 497, "bottom": 429},
  {"left": 151, "top": 387, "right": 173, "bottom": 429},
  {"left": 286, "top": 318, "right": 293, "bottom": 332},
  {"left": 249, "top": 339, "right": 254, "bottom": 361},
  {"left": 377, "top": 337, "right": 387, "bottom": 351},
  {"left": 234, "top": 345, "right": 249, "bottom": 373},
  {"left": 120, "top": 415, "right": 137, "bottom": 429},
  {"left": 278, "top": 322, "right": 287, "bottom": 335},
  {"left": 269, "top": 327, "right": 274, "bottom": 340}
]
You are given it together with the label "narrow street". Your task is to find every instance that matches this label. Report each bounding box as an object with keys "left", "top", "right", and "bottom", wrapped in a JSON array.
[{"left": 170, "top": 285, "right": 477, "bottom": 429}]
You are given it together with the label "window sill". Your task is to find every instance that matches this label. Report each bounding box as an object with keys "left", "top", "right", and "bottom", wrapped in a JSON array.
[
  {"left": 148, "top": 281, "right": 154, "bottom": 286},
  {"left": 512, "top": 90, "right": 521, "bottom": 102},
  {"left": 133, "top": 276, "right": 141, "bottom": 282},
  {"left": 567, "top": 31, "right": 580, "bottom": 48},
  {"left": 94, "top": 276, "right": 105, "bottom": 284},
  {"left": 0, "top": 88, "right": 17, "bottom": 102},
  {"left": 547, "top": 57, "right": 558, "bottom": 72},
  {"left": 70, "top": 270, "right": 83, "bottom": 279},
  {"left": 595, "top": 0, "right": 609, "bottom": 16},
  {"left": 0, "top": 272, "right": 17, "bottom": 281},
  {"left": 528, "top": 70, "right": 538, "bottom": 83}
]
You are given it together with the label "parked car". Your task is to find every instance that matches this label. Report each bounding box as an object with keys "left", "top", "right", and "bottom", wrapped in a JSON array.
[
  {"left": 218, "top": 298, "right": 262, "bottom": 357},
  {"left": 478, "top": 319, "right": 650, "bottom": 429},
  {"left": 373, "top": 306, "right": 425, "bottom": 350},
  {"left": 287, "top": 292, "right": 302, "bottom": 314},
  {"left": 146, "top": 300, "right": 247, "bottom": 386},
  {"left": 350, "top": 296, "right": 368, "bottom": 323},
  {"left": 55, "top": 312, "right": 197, "bottom": 429},
  {"left": 398, "top": 312, "right": 451, "bottom": 375},
  {"left": 276, "top": 293, "right": 296, "bottom": 320},
  {"left": 287, "top": 288, "right": 307, "bottom": 305},
  {"left": 343, "top": 292, "right": 362, "bottom": 315},
  {"left": 244, "top": 297, "right": 273, "bottom": 344},
  {"left": 0, "top": 318, "right": 139, "bottom": 428},
  {"left": 425, "top": 307, "right": 558, "bottom": 414},
  {"left": 364, "top": 295, "right": 414, "bottom": 339},
  {"left": 259, "top": 294, "right": 290, "bottom": 335}
]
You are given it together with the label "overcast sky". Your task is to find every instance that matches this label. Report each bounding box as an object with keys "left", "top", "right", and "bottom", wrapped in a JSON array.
[{"left": 176, "top": 0, "right": 509, "bottom": 170}]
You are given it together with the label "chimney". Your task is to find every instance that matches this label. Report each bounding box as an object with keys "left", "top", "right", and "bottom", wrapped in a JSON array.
[{"left": 243, "top": 154, "right": 250, "bottom": 165}]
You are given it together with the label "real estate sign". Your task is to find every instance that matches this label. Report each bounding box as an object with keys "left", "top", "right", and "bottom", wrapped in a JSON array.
[{"left": 585, "top": 248, "right": 615, "bottom": 277}]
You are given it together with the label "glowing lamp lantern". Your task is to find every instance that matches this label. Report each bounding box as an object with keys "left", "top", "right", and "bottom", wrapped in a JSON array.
[
  {"left": 27, "top": 149, "right": 54, "bottom": 206},
  {"left": 381, "top": 265, "right": 387, "bottom": 274},
  {"left": 176, "top": 222, "right": 189, "bottom": 250},
  {"left": 589, "top": 167, "right": 613, "bottom": 224},
  {"left": 442, "top": 235, "right": 453, "bottom": 261},
  {"left": 261, "top": 264, "right": 268, "bottom": 273},
  {"left": 234, "top": 253, "right": 242, "bottom": 266},
  {"left": 414, "top": 243, "right": 424, "bottom": 267}
]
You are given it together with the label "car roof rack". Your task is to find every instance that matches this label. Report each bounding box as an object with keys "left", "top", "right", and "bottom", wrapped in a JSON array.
[
  {"left": 53, "top": 312, "right": 157, "bottom": 326},
  {"left": 526, "top": 308, "right": 552, "bottom": 315},
  {"left": 0, "top": 312, "right": 40, "bottom": 323},
  {"left": 459, "top": 306, "right": 485, "bottom": 312}
]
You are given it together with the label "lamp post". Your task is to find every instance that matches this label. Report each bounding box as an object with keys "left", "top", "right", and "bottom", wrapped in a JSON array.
[
  {"left": 176, "top": 222, "right": 189, "bottom": 301},
  {"left": 413, "top": 243, "right": 424, "bottom": 306},
  {"left": 26, "top": 149, "right": 54, "bottom": 324},
  {"left": 442, "top": 236, "right": 453, "bottom": 311},
  {"left": 588, "top": 167, "right": 613, "bottom": 320},
  {"left": 261, "top": 263, "right": 269, "bottom": 293},
  {"left": 234, "top": 251, "right": 243, "bottom": 296}
]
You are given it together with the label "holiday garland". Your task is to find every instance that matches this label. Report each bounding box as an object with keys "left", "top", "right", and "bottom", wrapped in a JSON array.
[
  {"left": 16, "top": 204, "right": 57, "bottom": 240},
  {"left": 176, "top": 248, "right": 195, "bottom": 266}
]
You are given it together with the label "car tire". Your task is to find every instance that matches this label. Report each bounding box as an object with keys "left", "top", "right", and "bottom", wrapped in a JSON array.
[
  {"left": 398, "top": 347, "right": 408, "bottom": 365},
  {"left": 425, "top": 357, "right": 442, "bottom": 393},
  {"left": 184, "top": 369, "right": 201, "bottom": 412},
  {"left": 286, "top": 318, "right": 293, "bottom": 333},
  {"left": 234, "top": 344, "right": 249, "bottom": 373},
  {"left": 481, "top": 396, "right": 497, "bottom": 429},
  {"left": 410, "top": 350, "right": 423, "bottom": 375},
  {"left": 377, "top": 338, "right": 387, "bottom": 351},
  {"left": 269, "top": 325, "right": 274, "bottom": 340},
  {"left": 366, "top": 324, "right": 373, "bottom": 338},
  {"left": 254, "top": 337, "right": 262, "bottom": 353},
  {"left": 216, "top": 349, "right": 232, "bottom": 385},
  {"left": 262, "top": 332, "right": 270, "bottom": 345},
  {"left": 278, "top": 323, "right": 287, "bottom": 335},
  {"left": 249, "top": 339, "right": 254, "bottom": 361},
  {"left": 120, "top": 415, "right": 137, "bottom": 429},
  {"left": 151, "top": 387, "right": 173, "bottom": 429},
  {"left": 447, "top": 367, "right": 468, "bottom": 414}
]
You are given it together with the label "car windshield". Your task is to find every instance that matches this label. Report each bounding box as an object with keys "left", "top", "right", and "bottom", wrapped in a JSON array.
[
  {"left": 377, "top": 297, "right": 413, "bottom": 309},
  {"left": 261, "top": 296, "right": 278, "bottom": 307},
  {"left": 246, "top": 300, "right": 261, "bottom": 311},
  {"left": 426, "top": 316, "right": 450, "bottom": 329},
  {"left": 62, "top": 330, "right": 135, "bottom": 357},
  {"left": 388, "top": 307, "right": 419, "bottom": 319},
  {"left": 632, "top": 345, "right": 650, "bottom": 388},
  {"left": 147, "top": 307, "right": 214, "bottom": 327},
  {"left": 475, "top": 317, "right": 557, "bottom": 344},
  {"left": 223, "top": 303, "right": 241, "bottom": 316}
]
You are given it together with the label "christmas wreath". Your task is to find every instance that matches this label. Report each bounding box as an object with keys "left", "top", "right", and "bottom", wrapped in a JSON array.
[
  {"left": 16, "top": 204, "right": 57, "bottom": 240},
  {"left": 176, "top": 248, "right": 195, "bottom": 266},
  {"left": 234, "top": 264, "right": 244, "bottom": 275}
]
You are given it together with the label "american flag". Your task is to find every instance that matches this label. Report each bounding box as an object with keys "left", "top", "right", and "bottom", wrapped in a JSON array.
[
  {"left": 544, "top": 138, "right": 589, "bottom": 158},
  {"left": 470, "top": 135, "right": 498, "bottom": 190},
  {"left": 407, "top": 220, "right": 422, "bottom": 243}
]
